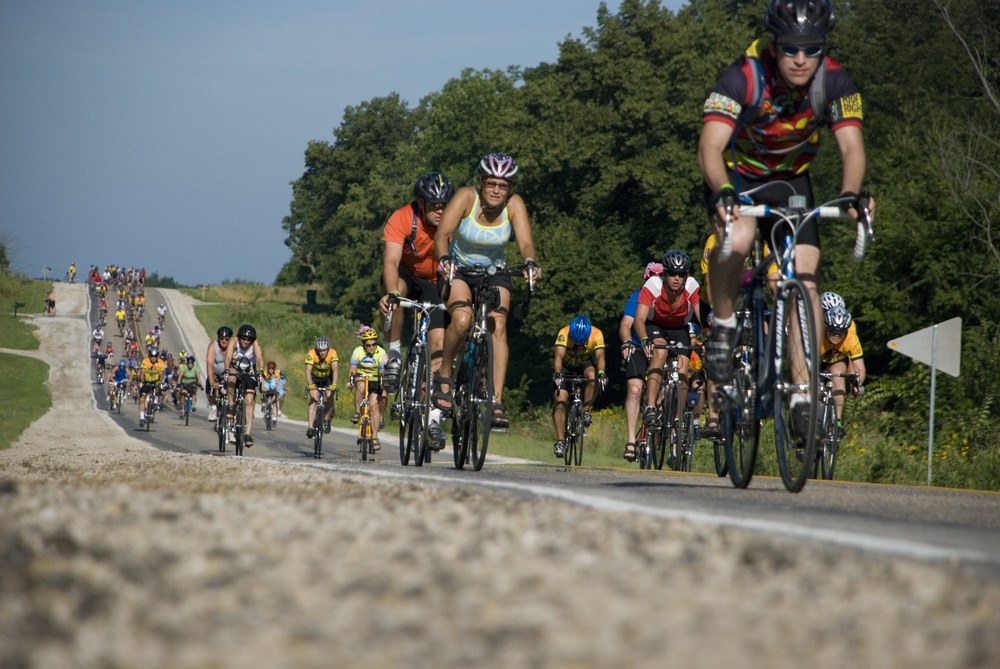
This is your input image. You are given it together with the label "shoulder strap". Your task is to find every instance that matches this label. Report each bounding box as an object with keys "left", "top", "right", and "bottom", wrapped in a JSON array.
[
  {"left": 741, "top": 38, "right": 828, "bottom": 123},
  {"left": 405, "top": 202, "right": 420, "bottom": 257},
  {"left": 810, "top": 58, "right": 827, "bottom": 122}
]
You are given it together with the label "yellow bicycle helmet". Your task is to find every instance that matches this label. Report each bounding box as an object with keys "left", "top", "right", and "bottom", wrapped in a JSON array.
[{"left": 356, "top": 324, "right": 378, "bottom": 341}]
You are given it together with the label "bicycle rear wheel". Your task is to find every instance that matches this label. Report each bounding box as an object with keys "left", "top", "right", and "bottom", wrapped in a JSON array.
[
  {"left": 234, "top": 397, "right": 245, "bottom": 456},
  {"left": 723, "top": 314, "right": 760, "bottom": 488},
  {"left": 679, "top": 411, "right": 694, "bottom": 472},
  {"left": 771, "top": 279, "right": 820, "bottom": 492},
  {"left": 466, "top": 334, "right": 494, "bottom": 472}
]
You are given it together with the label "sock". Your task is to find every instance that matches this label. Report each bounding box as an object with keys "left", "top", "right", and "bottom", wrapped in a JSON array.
[
  {"left": 714, "top": 314, "right": 737, "bottom": 329},
  {"left": 389, "top": 341, "right": 401, "bottom": 358},
  {"left": 430, "top": 408, "right": 441, "bottom": 424}
]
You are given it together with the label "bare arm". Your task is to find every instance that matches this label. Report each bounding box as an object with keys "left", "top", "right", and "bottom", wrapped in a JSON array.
[
  {"left": 619, "top": 314, "right": 635, "bottom": 347},
  {"left": 435, "top": 187, "right": 476, "bottom": 260},
  {"left": 380, "top": 242, "right": 405, "bottom": 315},
  {"left": 697, "top": 119, "right": 738, "bottom": 216},
  {"left": 633, "top": 303, "right": 650, "bottom": 342},
  {"left": 553, "top": 346, "right": 566, "bottom": 375},
  {"left": 833, "top": 124, "right": 866, "bottom": 197}
]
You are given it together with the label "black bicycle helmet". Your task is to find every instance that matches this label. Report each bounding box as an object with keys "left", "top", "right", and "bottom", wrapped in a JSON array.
[
  {"left": 413, "top": 172, "right": 455, "bottom": 204},
  {"left": 217, "top": 325, "right": 234, "bottom": 339},
  {"left": 661, "top": 250, "right": 693, "bottom": 274},
  {"left": 764, "top": 0, "right": 837, "bottom": 39},
  {"left": 237, "top": 324, "right": 257, "bottom": 342}
]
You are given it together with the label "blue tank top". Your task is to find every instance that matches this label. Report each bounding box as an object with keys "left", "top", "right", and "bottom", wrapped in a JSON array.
[{"left": 449, "top": 194, "right": 512, "bottom": 267}]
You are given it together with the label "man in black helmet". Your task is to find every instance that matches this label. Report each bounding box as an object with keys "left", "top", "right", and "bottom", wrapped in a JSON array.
[
  {"left": 379, "top": 172, "right": 455, "bottom": 448},
  {"left": 697, "top": 0, "right": 867, "bottom": 441}
]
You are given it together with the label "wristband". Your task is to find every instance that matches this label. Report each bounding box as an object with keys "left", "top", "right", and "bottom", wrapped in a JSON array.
[{"left": 390, "top": 290, "right": 401, "bottom": 297}]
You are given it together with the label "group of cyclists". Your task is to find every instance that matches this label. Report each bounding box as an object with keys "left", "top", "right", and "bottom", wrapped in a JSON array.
[{"left": 82, "top": 1, "right": 871, "bottom": 469}]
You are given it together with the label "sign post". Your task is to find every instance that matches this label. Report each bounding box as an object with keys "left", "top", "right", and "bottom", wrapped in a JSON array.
[{"left": 887, "top": 317, "right": 962, "bottom": 486}]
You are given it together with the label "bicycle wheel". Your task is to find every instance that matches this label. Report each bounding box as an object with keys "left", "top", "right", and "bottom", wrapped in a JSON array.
[
  {"left": 216, "top": 412, "right": 226, "bottom": 453},
  {"left": 414, "top": 345, "right": 433, "bottom": 467},
  {"left": 466, "top": 334, "right": 494, "bottom": 472},
  {"left": 771, "top": 279, "right": 820, "bottom": 492},
  {"left": 723, "top": 312, "right": 761, "bottom": 488},
  {"left": 360, "top": 414, "right": 372, "bottom": 461},
  {"left": 679, "top": 412, "right": 694, "bottom": 472},
  {"left": 313, "top": 412, "right": 324, "bottom": 458},
  {"left": 820, "top": 402, "right": 839, "bottom": 480},
  {"left": 712, "top": 436, "right": 728, "bottom": 477},
  {"left": 655, "top": 387, "right": 677, "bottom": 471},
  {"left": 564, "top": 405, "right": 579, "bottom": 467},
  {"left": 638, "top": 425, "right": 653, "bottom": 470},
  {"left": 185, "top": 397, "right": 191, "bottom": 426},
  {"left": 234, "top": 397, "right": 245, "bottom": 456}
]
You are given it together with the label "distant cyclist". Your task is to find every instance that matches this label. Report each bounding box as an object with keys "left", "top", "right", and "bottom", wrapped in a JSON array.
[
  {"left": 177, "top": 355, "right": 203, "bottom": 415},
  {"left": 138, "top": 347, "right": 165, "bottom": 427},
  {"left": 223, "top": 324, "right": 264, "bottom": 448},
  {"left": 305, "top": 339, "right": 339, "bottom": 439},
  {"left": 261, "top": 360, "right": 286, "bottom": 418},
  {"left": 205, "top": 326, "right": 233, "bottom": 421},
  {"left": 551, "top": 314, "right": 606, "bottom": 459},
  {"left": 348, "top": 325, "right": 387, "bottom": 453},
  {"left": 820, "top": 305, "right": 865, "bottom": 437}
]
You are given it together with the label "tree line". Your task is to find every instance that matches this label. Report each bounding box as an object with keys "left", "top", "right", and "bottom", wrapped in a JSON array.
[{"left": 276, "top": 0, "right": 1000, "bottom": 482}]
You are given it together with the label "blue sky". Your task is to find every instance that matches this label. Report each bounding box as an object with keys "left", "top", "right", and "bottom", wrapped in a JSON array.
[{"left": 1, "top": 1, "right": 684, "bottom": 286}]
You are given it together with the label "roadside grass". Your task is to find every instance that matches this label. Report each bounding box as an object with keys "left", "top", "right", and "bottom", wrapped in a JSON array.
[
  {"left": 0, "top": 353, "right": 51, "bottom": 450},
  {"left": 187, "top": 282, "right": 999, "bottom": 488},
  {"left": 0, "top": 275, "right": 48, "bottom": 350}
]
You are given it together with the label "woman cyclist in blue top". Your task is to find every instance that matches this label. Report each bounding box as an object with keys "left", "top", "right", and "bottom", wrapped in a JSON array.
[{"left": 434, "top": 152, "right": 541, "bottom": 431}]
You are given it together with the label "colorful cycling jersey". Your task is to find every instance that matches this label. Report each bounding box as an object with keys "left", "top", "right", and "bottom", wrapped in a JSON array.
[
  {"left": 350, "top": 345, "right": 387, "bottom": 380},
  {"left": 304, "top": 348, "right": 338, "bottom": 379},
  {"left": 112, "top": 367, "right": 129, "bottom": 383},
  {"left": 449, "top": 195, "right": 511, "bottom": 268},
  {"left": 702, "top": 38, "right": 863, "bottom": 179},
  {"left": 141, "top": 357, "right": 166, "bottom": 383},
  {"left": 383, "top": 203, "right": 438, "bottom": 280},
  {"left": 821, "top": 324, "right": 863, "bottom": 366},
  {"left": 638, "top": 276, "right": 701, "bottom": 329},
  {"left": 555, "top": 325, "right": 606, "bottom": 369}
]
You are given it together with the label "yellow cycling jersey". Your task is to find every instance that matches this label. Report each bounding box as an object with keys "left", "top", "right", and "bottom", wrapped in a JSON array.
[
  {"left": 821, "top": 322, "right": 862, "bottom": 366},
  {"left": 141, "top": 357, "right": 165, "bottom": 383},
  {"left": 304, "top": 348, "right": 338, "bottom": 378},
  {"left": 555, "top": 325, "right": 605, "bottom": 369}
]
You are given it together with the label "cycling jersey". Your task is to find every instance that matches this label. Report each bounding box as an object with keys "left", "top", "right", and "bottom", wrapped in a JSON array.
[
  {"left": 350, "top": 345, "right": 387, "bottom": 381},
  {"left": 638, "top": 276, "right": 701, "bottom": 329},
  {"left": 141, "top": 357, "right": 166, "bottom": 383},
  {"left": 449, "top": 196, "right": 511, "bottom": 268},
  {"left": 178, "top": 363, "right": 200, "bottom": 384},
  {"left": 821, "top": 324, "right": 863, "bottom": 366},
  {"left": 703, "top": 38, "right": 862, "bottom": 180},
  {"left": 304, "top": 348, "right": 338, "bottom": 379},
  {"left": 383, "top": 203, "right": 438, "bottom": 281},
  {"left": 554, "top": 325, "right": 606, "bottom": 369}
]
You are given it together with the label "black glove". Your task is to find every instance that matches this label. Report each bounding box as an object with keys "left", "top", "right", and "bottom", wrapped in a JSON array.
[
  {"left": 712, "top": 184, "right": 737, "bottom": 215},
  {"left": 597, "top": 371, "right": 607, "bottom": 392},
  {"left": 552, "top": 372, "right": 564, "bottom": 389}
]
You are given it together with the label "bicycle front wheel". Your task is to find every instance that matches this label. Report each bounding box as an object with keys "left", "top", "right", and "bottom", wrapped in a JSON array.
[
  {"left": 820, "top": 402, "right": 839, "bottom": 480},
  {"left": 465, "top": 334, "right": 494, "bottom": 472},
  {"left": 565, "top": 406, "right": 584, "bottom": 467},
  {"left": 638, "top": 425, "right": 653, "bottom": 470},
  {"left": 771, "top": 279, "right": 820, "bottom": 492},
  {"left": 679, "top": 412, "right": 694, "bottom": 472},
  {"left": 313, "top": 412, "right": 324, "bottom": 458},
  {"left": 234, "top": 398, "right": 245, "bottom": 457},
  {"left": 723, "top": 316, "right": 760, "bottom": 488}
]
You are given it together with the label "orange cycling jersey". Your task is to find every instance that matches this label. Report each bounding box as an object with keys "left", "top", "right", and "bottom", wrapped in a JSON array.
[
  {"left": 555, "top": 326, "right": 606, "bottom": 369},
  {"left": 383, "top": 203, "right": 437, "bottom": 281}
]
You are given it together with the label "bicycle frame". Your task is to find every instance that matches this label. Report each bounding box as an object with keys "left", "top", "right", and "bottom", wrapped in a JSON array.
[
  {"left": 815, "top": 371, "right": 859, "bottom": 480},
  {"left": 357, "top": 374, "right": 376, "bottom": 461},
  {"left": 559, "top": 374, "right": 591, "bottom": 467}
]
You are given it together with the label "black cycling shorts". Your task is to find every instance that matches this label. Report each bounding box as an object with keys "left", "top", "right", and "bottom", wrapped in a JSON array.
[
  {"left": 704, "top": 172, "right": 819, "bottom": 249},
  {"left": 390, "top": 266, "right": 447, "bottom": 330}
]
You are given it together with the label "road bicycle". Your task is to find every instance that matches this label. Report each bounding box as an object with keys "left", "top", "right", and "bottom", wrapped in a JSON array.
[
  {"left": 642, "top": 341, "right": 695, "bottom": 471},
  {"left": 211, "top": 384, "right": 228, "bottom": 453},
  {"left": 676, "top": 373, "right": 704, "bottom": 472},
  {"left": 445, "top": 260, "right": 534, "bottom": 471},
  {"left": 716, "top": 188, "right": 873, "bottom": 492},
  {"left": 310, "top": 386, "right": 337, "bottom": 458},
  {"left": 386, "top": 296, "right": 444, "bottom": 467},
  {"left": 557, "top": 373, "right": 593, "bottom": 467},
  {"left": 109, "top": 380, "right": 127, "bottom": 414},
  {"left": 263, "top": 390, "right": 279, "bottom": 431},
  {"left": 814, "top": 371, "right": 862, "bottom": 480},
  {"left": 354, "top": 374, "right": 378, "bottom": 461},
  {"left": 139, "top": 388, "right": 159, "bottom": 432},
  {"left": 224, "top": 372, "right": 253, "bottom": 457}
]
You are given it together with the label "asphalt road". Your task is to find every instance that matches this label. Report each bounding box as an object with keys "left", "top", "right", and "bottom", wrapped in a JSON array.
[{"left": 90, "top": 287, "right": 1000, "bottom": 570}]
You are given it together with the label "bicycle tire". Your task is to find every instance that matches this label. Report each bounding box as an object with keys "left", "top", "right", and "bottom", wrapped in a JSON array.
[
  {"left": 414, "top": 345, "right": 433, "bottom": 467},
  {"left": 564, "top": 405, "right": 579, "bottom": 467},
  {"left": 771, "top": 279, "right": 819, "bottom": 492},
  {"left": 820, "top": 401, "right": 839, "bottom": 480},
  {"left": 642, "top": 424, "right": 659, "bottom": 470},
  {"left": 234, "top": 395, "right": 245, "bottom": 457},
  {"left": 185, "top": 397, "right": 191, "bottom": 426},
  {"left": 712, "top": 437, "right": 728, "bottom": 477},
  {"left": 679, "top": 411, "right": 694, "bottom": 472},
  {"left": 466, "top": 333, "right": 494, "bottom": 472},
  {"left": 723, "top": 306, "right": 761, "bottom": 488},
  {"left": 360, "top": 413, "right": 372, "bottom": 461},
  {"left": 572, "top": 411, "right": 584, "bottom": 467},
  {"left": 217, "top": 410, "right": 226, "bottom": 453},
  {"left": 637, "top": 425, "right": 652, "bottom": 470},
  {"left": 451, "top": 344, "right": 473, "bottom": 470},
  {"left": 654, "top": 387, "right": 676, "bottom": 471},
  {"left": 313, "top": 405, "right": 324, "bottom": 459}
]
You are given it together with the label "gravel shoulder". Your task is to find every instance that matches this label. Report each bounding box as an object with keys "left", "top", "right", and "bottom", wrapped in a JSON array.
[{"left": 2, "top": 283, "right": 998, "bottom": 669}]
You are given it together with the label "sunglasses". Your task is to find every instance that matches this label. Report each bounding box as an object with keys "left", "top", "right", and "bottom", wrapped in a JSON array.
[
  {"left": 827, "top": 329, "right": 847, "bottom": 337},
  {"left": 424, "top": 201, "right": 447, "bottom": 211},
  {"left": 482, "top": 179, "right": 511, "bottom": 193},
  {"left": 664, "top": 270, "right": 686, "bottom": 277},
  {"left": 778, "top": 43, "right": 824, "bottom": 58}
]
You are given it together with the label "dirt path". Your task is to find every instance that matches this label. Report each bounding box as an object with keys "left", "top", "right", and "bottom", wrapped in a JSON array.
[{"left": 2, "top": 283, "right": 998, "bottom": 669}]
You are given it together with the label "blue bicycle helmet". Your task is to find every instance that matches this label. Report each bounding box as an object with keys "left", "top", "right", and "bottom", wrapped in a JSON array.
[{"left": 569, "top": 314, "right": 592, "bottom": 345}]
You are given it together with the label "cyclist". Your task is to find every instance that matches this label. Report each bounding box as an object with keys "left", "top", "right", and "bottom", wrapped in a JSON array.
[
  {"left": 205, "top": 326, "right": 233, "bottom": 422},
  {"left": 618, "top": 261, "right": 662, "bottom": 461},
  {"left": 551, "top": 314, "right": 607, "bottom": 459},
  {"left": 261, "top": 360, "right": 286, "bottom": 418},
  {"left": 138, "top": 347, "right": 166, "bottom": 427},
  {"left": 305, "top": 339, "right": 339, "bottom": 438},
  {"left": 434, "top": 152, "right": 541, "bottom": 431},
  {"left": 224, "top": 324, "right": 264, "bottom": 448},
  {"left": 698, "top": 0, "right": 867, "bottom": 443},
  {"left": 380, "top": 171, "right": 454, "bottom": 447},
  {"left": 348, "top": 325, "right": 387, "bottom": 452},
  {"left": 91, "top": 325, "right": 105, "bottom": 356},
  {"left": 156, "top": 303, "right": 167, "bottom": 327},
  {"left": 820, "top": 305, "right": 865, "bottom": 437},
  {"left": 177, "top": 354, "right": 202, "bottom": 416},
  {"left": 68, "top": 263, "right": 76, "bottom": 283},
  {"left": 634, "top": 250, "right": 702, "bottom": 454},
  {"left": 108, "top": 359, "right": 129, "bottom": 411}
]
